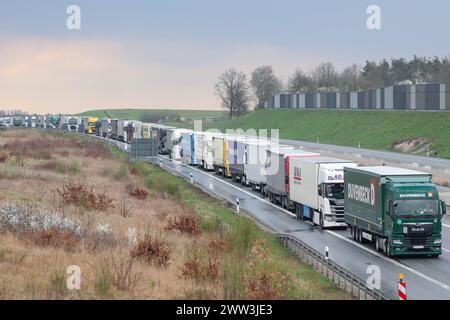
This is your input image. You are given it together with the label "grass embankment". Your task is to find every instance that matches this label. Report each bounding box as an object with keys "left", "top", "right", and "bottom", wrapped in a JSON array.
[
  {"left": 77, "top": 109, "right": 225, "bottom": 121},
  {"left": 0, "top": 129, "right": 350, "bottom": 300},
  {"left": 169, "top": 109, "right": 450, "bottom": 159}
]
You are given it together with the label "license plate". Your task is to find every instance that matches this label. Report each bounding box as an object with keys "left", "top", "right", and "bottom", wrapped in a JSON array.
[{"left": 413, "top": 245, "right": 424, "bottom": 249}]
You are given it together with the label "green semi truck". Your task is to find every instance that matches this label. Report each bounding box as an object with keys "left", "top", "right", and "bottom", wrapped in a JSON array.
[{"left": 344, "top": 166, "right": 446, "bottom": 257}]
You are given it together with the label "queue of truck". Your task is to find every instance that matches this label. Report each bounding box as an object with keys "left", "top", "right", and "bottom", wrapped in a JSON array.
[{"left": 3, "top": 114, "right": 446, "bottom": 258}]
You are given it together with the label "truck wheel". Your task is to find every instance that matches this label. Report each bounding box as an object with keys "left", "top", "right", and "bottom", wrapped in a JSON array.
[
  {"left": 385, "top": 240, "right": 392, "bottom": 257},
  {"left": 356, "top": 228, "right": 362, "bottom": 243},
  {"left": 319, "top": 214, "right": 324, "bottom": 231},
  {"left": 352, "top": 227, "right": 357, "bottom": 241},
  {"left": 375, "top": 236, "right": 382, "bottom": 252}
]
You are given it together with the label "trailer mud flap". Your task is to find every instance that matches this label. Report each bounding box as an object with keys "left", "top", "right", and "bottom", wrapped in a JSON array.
[{"left": 303, "top": 206, "right": 312, "bottom": 219}]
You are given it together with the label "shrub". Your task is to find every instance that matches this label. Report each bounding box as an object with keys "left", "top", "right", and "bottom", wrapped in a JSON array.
[
  {"left": 57, "top": 183, "right": 114, "bottom": 211},
  {"left": 128, "top": 187, "right": 148, "bottom": 200},
  {"left": 166, "top": 213, "right": 200, "bottom": 236},
  {"left": 181, "top": 240, "right": 222, "bottom": 283},
  {"left": 243, "top": 239, "right": 293, "bottom": 300},
  {"left": 0, "top": 204, "right": 83, "bottom": 250},
  {"left": 0, "top": 152, "right": 8, "bottom": 163},
  {"left": 95, "top": 223, "right": 115, "bottom": 243},
  {"left": 33, "top": 229, "right": 81, "bottom": 251},
  {"left": 130, "top": 234, "right": 171, "bottom": 267},
  {"left": 110, "top": 255, "right": 142, "bottom": 292},
  {"left": 129, "top": 167, "right": 139, "bottom": 176}
]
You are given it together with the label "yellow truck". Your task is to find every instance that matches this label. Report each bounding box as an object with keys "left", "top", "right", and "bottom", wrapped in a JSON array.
[
  {"left": 212, "top": 135, "right": 231, "bottom": 178},
  {"left": 86, "top": 117, "right": 98, "bottom": 134}
]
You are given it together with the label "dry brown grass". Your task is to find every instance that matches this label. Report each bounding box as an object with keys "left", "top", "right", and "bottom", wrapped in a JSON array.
[{"left": 0, "top": 130, "right": 224, "bottom": 299}]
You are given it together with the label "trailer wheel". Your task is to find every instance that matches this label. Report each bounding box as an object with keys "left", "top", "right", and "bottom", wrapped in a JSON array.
[{"left": 356, "top": 228, "right": 361, "bottom": 243}]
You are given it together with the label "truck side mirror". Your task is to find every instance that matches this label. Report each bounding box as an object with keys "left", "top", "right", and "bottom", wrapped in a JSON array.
[{"left": 442, "top": 201, "right": 447, "bottom": 215}]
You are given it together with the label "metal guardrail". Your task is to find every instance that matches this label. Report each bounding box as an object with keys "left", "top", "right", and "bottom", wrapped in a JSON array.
[{"left": 277, "top": 233, "right": 391, "bottom": 300}]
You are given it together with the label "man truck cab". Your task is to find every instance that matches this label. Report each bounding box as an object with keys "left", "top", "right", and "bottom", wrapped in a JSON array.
[{"left": 345, "top": 166, "right": 446, "bottom": 257}]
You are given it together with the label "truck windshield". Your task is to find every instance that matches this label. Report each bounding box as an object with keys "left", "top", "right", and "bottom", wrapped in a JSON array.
[
  {"left": 395, "top": 200, "right": 439, "bottom": 217},
  {"left": 88, "top": 122, "right": 96, "bottom": 126},
  {"left": 325, "top": 183, "right": 344, "bottom": 199}
]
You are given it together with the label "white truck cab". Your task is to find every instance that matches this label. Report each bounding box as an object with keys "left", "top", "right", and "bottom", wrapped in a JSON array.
[{"left": 289, "top": 156, "right": 358, "bottom": 229}]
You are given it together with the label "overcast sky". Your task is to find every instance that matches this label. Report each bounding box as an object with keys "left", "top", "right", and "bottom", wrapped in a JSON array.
[{"left": 1, "top": 0, "right": 449, "bottom": 114}]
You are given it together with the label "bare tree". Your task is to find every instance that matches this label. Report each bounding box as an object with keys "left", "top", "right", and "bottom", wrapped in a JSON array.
[
  {"left": 287, "top": 68, "right": 314, "bottom": 93},
  {"left": 250, "top": 66, "right": 282, "bottom": 109},
  {"left": 215, "top": 68, "right": 251, "bottom": 118},
  {"left": 339, "top": 64, "right": 361, "bottom": 91},
  {"left": 312, "top": 62, "right": 339, "bottom": 91}
]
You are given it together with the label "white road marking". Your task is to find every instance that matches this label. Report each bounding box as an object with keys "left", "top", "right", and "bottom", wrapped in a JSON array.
[
  {"left": 159, "top": 154, "right": 450, "bottom": 292},
  {"left": 443, "top": 224, "right": 450, "bottom": 228}
]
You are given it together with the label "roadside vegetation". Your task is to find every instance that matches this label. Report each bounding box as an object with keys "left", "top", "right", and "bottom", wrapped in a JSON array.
[{"left": 0, "top": 129, "right": 351, "bottom": 299}]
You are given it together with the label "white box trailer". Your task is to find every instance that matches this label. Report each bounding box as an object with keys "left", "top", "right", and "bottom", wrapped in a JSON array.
[
  {"left": 227, "top": 135, "right": 248, "bottom": 183},
  {"left": 265, "top": 148, "right": 319, "bottom": 209},
  {"left": 244, "top": 139, "right": 276, "bottom": 191},
  {"left": 180, "top": 130, "right": 196, "bottom": 165},
  {"left": 289, "top": 156, "right": 358, "bottom": 229},
  {"left": 195, "top": 131, "right": 219, "bottom": 170}
]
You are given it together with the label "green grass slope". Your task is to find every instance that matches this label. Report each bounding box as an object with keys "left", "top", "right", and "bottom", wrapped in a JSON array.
[
  {"left": 205, "top": 109, "right": 450, "bottom": 159},
  {"left": 78, "top": 108, "right": 225, "bottom": 120}
]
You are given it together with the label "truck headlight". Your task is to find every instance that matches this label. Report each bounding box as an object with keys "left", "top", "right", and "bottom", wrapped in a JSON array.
[
  {"left": 393, "top": 240, "right": 403, "bottom": 245},
  {"left": 434, "top": 239, "right": 442, "bottom": 244},
  {"left": 324, "top": 215, "right": 332, "bottom": 221}
]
